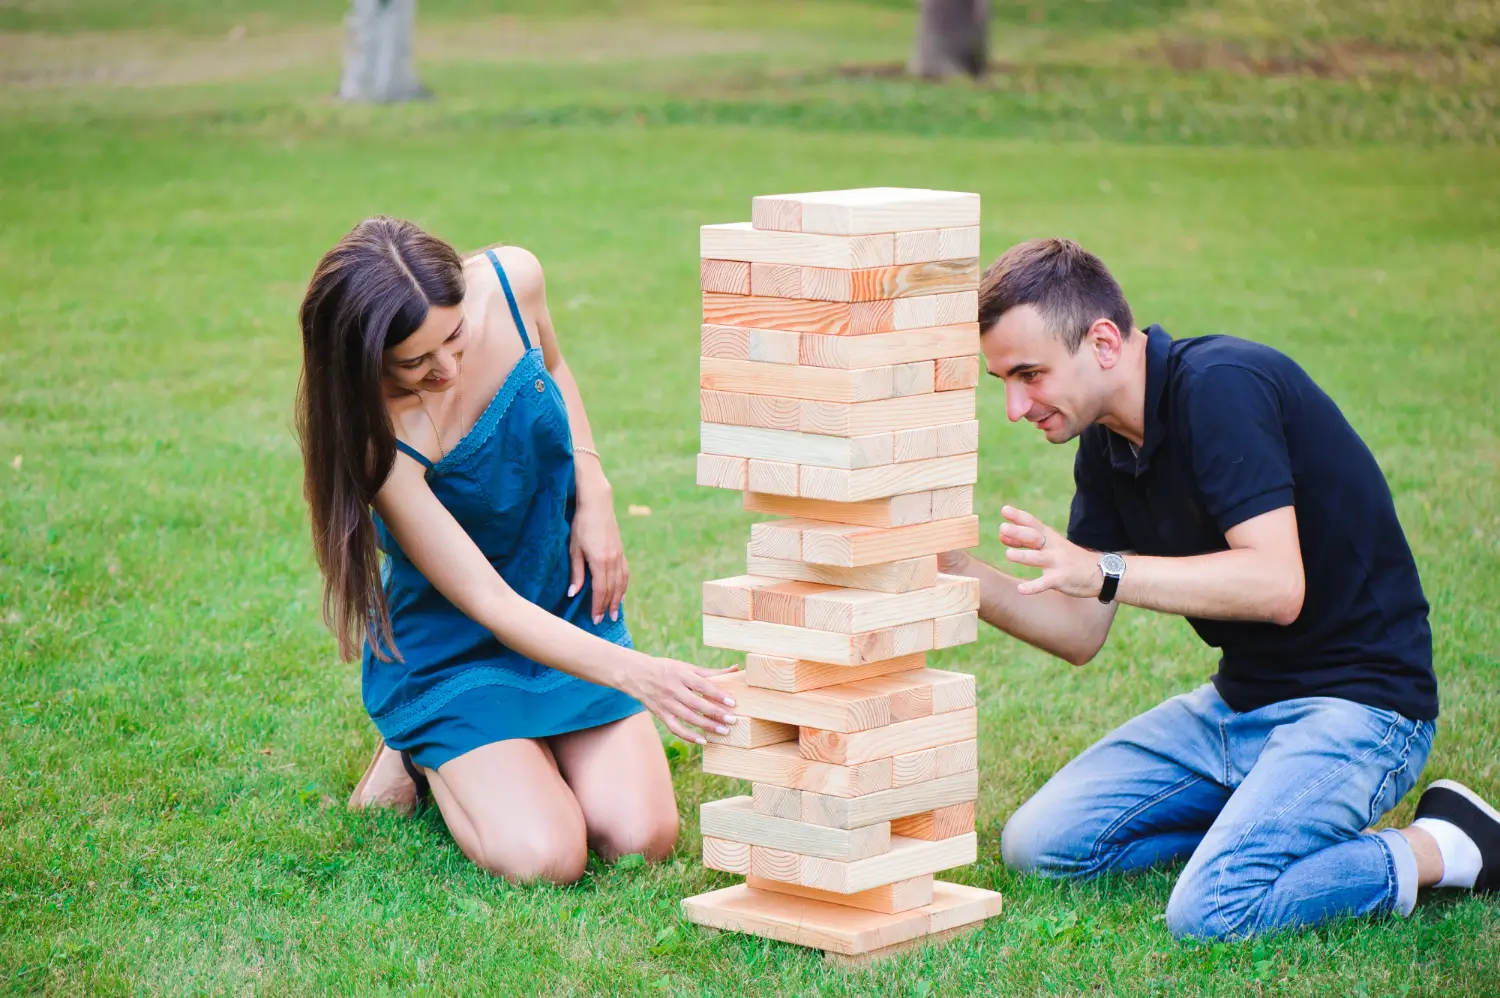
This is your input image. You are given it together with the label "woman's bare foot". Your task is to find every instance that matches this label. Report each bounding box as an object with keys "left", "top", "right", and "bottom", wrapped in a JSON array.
[{"left": 347, "top": 740, "right": 418, "bottom": 813}]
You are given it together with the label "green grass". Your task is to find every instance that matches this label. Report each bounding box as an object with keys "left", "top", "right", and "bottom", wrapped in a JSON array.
[{"left": 2, "top": 1, "right": 1498, "bottom": 994}]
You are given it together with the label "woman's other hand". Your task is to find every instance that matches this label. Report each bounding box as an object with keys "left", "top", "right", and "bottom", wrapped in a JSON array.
[{"left": 569, "top": 489, "right": 629, "bottom": 624}]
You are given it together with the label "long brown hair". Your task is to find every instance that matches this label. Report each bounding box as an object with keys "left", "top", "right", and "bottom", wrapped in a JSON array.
[{"left": 296, "top": 217, "right": 464, "bottom": 661}]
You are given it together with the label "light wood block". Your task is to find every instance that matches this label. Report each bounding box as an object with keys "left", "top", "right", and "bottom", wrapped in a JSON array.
[
  {"left": 800, "top": 323, "right": 978, "bottom": 370},
  {"left": 705, "top": 716, "right": 799, "bottom": 749},
  {"left": 930, "top": 484, "right": 974, "bottom": 520},
  {"left": 749, "top": 517, "right": 979, "bottom": 569},
  {"left": 700, "top": 324, "right": 800, "bottom": 365},
  {"left": 713, "top": 669, "right": 891, "bottom": 731},
  {"left": 744, "top": 651, "right": 929, "bottom": 693},
  {"left": 704, "top": 292, "right": 975, "bottom": 337},
  {"left": 751, "top": 782, "right": 804, "bottom": 820},
  {"left": 701, "top": 422, "right": 894, "bottom": 470},
  {"left": 752, "top": 833, "right": 978, "bottom": 894},
  {"left": 701, "top": 389, "right": 800, "bottom": 431},
  {"left": 743, "top": 491, "right": 933, "bottom": 528},
  {"left": 891, "top": 739, "right": 978, "bottom": 787},
  {"left": 702, "top": 741, "right": 892, "bottom": 797},
  {"left": 747, "top": 518, "right": 812, "bottom": 561},
  {"left": 800, "top": 454, "right": 978, "bottom": 502},
  {"left": 934, "top": 611, "right": 979, "bottom": 647},
  {"left": 745, "top": 873, "right": 935, "bottom": 915},
  {"left": 799, "top": 389, "right": 975, "bottom": 436},
  {"left": 702, "top": 836, "right": 751, "bottom": 874},
  {"left": 701, "top": 796, "right": 891, "bottom": 861},
  {"left": 841, "top": 674, "right": 934, "bottom": 722},
  {"left": 752, "top": 580, "right": 836, "bottom": 627},
  {"left": 893, "top": 426, "right": 938, "bottom": 463},
  {"left": 683, "top": 880, "right": 1000, "bottom": 962},
  {"left": 937, "top": 420, "right": 980, "bottom": 456},
  {"left": 703, "top": 615, "right": 934, "bottom": 667},
  {"left": 701, "top": 357, "right": 906, "bottom": 404},
  {"left": 696, "top": 453, "right": 747, "bottom": 490},
  {"left": 746, "top": 550, "right": 938, "bottom": 594},
  {"left": 802, "top": 576, "right": 979, "bottom": 632},
  {"left": 894, "top": 225, "right": 982, "bottom": 265},
  {"left": 747, "top": 458, "right": 798, "bottom": 496},
  {"left": 702, "top": 575, "right": 769, "bottom": 619},
  {"left": 891, "top": 802, "right": 976, "bottom": 840},
  {"left": 935, "top": 355, "right": 982, "bottom": 391},
  {"left": 891, "top": 360, "right": 935, "bottom": 397},
  {"left": 701, "top": 222, "right": 894, "bottom": 269},
  {"left": 825, "top": 920, "right": 983, "bottom": 968},
  {"left": 800, "top": 708, "right": 978, "bottom": 765},
  {"left": 798, "top": 770, "right": 979, "bottom": 829},
  {"left": 750, "top": 188, "right": 980, "bottom": 236},
  {"left": 700, "top": 259, "right": 751, "bottom": 295},
  {"left": 749, "top": 259, "right": 979, "bottom": 302}
]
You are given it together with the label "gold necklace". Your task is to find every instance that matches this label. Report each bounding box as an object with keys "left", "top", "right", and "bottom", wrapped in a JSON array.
[{"left": 418, "top": 357, "right": 463, "bottom": 458}]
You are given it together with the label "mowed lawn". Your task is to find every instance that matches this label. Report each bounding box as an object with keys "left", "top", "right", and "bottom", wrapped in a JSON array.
[{"left": 2, "top": 2, "right": 1498, "bottom": 995}]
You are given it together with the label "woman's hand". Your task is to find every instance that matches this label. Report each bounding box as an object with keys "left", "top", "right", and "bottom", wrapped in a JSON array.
[
  {"left": 623, "top": 657, "right": 741, "bottom": 746},
  {"left": 569, "top": 490, "right": 629, "bottom": 625}
]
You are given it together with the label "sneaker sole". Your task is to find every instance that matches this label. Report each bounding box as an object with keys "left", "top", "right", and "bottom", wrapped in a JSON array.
[{"left": 1427, "top": 778, "right": 1500, "bottom": 826}]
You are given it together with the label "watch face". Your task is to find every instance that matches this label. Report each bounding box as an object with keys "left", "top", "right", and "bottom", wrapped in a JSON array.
[{"left": 1100, "top": 553, "right": 1126, "bottom": 575}]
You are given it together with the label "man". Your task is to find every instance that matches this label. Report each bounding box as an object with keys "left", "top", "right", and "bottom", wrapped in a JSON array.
[{"left": 945, "top": 238, "right": 1497, "bottom": 940}]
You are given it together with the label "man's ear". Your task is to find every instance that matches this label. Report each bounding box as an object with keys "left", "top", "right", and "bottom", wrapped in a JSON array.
[{"left": 1088, "top": 318, "right": 1124, "bottom": 370}]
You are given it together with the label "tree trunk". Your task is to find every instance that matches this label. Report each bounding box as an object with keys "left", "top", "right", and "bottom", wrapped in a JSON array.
[
  {"left": 908, "top": 0, "right": 989, "bottom": 80},
  {"left": 340, "top": 0, "right": 429, "bottom": 103}
]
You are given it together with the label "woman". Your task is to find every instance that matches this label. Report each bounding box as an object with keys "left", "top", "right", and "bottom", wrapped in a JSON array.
[{"left": 296, "top": 216, "right": 737, "bottom": 884}]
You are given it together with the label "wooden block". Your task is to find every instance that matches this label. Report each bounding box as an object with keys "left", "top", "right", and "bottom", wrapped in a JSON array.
[
  {"left": 894, "top": 225, "right": 982, "bottom": 265},
  {"left": 702, "top": 797, "right": 891, "bottom": 861},
  {"left": 930, "top": 484, "right": 974, "bottom": 520},
  {"left": 935, "top": 355, "right": 981, "bottom": 391},
  {"left": 743, "top": 491, "right": 933, "bottom": 528},
  {"left": 921, "top": 669, "right": 978, "bottom": 712},
  {"left": 800, "top": 708, "right": 978, "bottom": 766},
  {"left": 701, "top": 389, "right": 799, "bottom": 431},
  {"left": 700, "top": 422, "right": 894, "bottom": 470},
  {"left": 750, "top": 188, "right": 980, "bottom": 236},
  {"left": 802, "top": 576, "right": 980, "bottom": 633},
  {"left": 706, "top": 716, "right": 799, "bottom": 749},
  {"left": 842, "top": 674, "right": 932, "bottom": 722},
  {"left": 750, "top": 259, "right": 979, "bottom": 303},
  {"left": 751, "top": 783, "right": 804, "bottom": 820},
  {"left": 701, "top": 222, "right": 894, "bottom": 269},
  {"left": 682, "top": 880, "right": 1000, "bottom": 960},
  {"left": 892, "top": 360, "right": 935, "bottom": 397},
  {"left": 696, "top": 453, "right": 747, "bottom": 490},
  {"left": 700, "top": 324, "right": 800, "bottom": 365},
  {"left": 892, "top": 427, "right": 938, "bottom": 463},
  {"left": 891, "top": 292, "right": 978, "bottom": 331},
  {"left": 751, "top": 581, "right": 835, "bottom": 627},
  {"left": 702, "top": 836, "right": 751, "bottom": 874},
  {"left": 702, "top": 357, "right": 902, "bottom": 404},
  {"left": 747, "top": 518, "right": 808, "bottom": 561},
  {"left": 744, "top": 652, "right": 929, "bottom": 694},
  {"left": 703, "top": 615, "right": 934, "bottom": 667},
  {"left": 800, "top": 771, "right": 979, "bottom": 829},
  {"left": 798, "top": 518, "right": 981, "bottom": 568},
  {"left": 702, "top": 575, "right": 772, "bottom": 620},
  {"left": 800, "top": 390, "right": 975, "bottom": 437},
  {"left": 935, "top": 611, "right": 979, "bottom": 647},
  {"left": 700, "top": 259, "right": 751, "bottom": 295},
  {"left": 891, "top": 739, "right": 977, "bottom": 788},
  {"left": 703, "top": 741, "right": 892, "bottom": 797},
  {"left": 746, "top": 874, "right": 934, "bottom": 915},
  {"left": 763, "top": 833, "right": 980, "bottom": 895},
  {"left": 747, "top": 459, "right": 798, "bottom": 496},
  {"left": 746, "top": 550, "right": 938, "bottom": 594},
  {"left": 937, "top": 420, "right": 979, "bottom": 456},
  {"left": 825, "top": 921, "right": 978, "bottom": 968},
  {"left": 704, "top": 293, "right": 972, "bottom": 337},
  {"left": 800, "top": 323, "right": 978, "bottom": 370},
  {"left": 890, "top": 802, "right": 976, "bottom": 840},
  {"left": 713, "top": 669, "right": 891, "bottom": 732},
  {"left": 800, "top": 454, "right": 978, "bottom": 502}
]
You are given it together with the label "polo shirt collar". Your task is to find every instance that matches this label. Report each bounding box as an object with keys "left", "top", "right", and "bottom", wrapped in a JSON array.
[{"left": 1106, "top": 324, "right": 1171, "bottom": 475}]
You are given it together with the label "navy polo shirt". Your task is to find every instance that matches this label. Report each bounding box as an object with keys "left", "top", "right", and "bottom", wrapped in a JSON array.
[{"left": 1067, "top": 326, "right": 1437, "bottom": 720}]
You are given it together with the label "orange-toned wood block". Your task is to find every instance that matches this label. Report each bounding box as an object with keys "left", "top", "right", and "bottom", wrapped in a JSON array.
[
  {"left": 746, "top": 873, "right": 934, "bottom": 915},
  {"left": 742, "top": 491, "right": 933, "bottom": 528},
  {"left": 891, "top": 739, "right": 978, "bottom": 787},
  {"left": 802, "top": 576, "right": 980, "bottom": 633},
  {"left": 700, "top": 259, "right": 751, "bottom": 295},
  {"left": 701, "top": 575, "right": 771, "bottom": 619},
  {"left": 702, "top": 741, "right": 893, "bottom": 797},
  {"left": 743, "top": 833, "right": 979, "bottom": 894},
  {"left": 696, "top": 453, "right": 747, "bottom": 490},
  {"left": 800, "top": 324, "right": 978, "bottom": 370},
  {"left": 703, "top": 615, "right": 935, "bottom": 667},
  {"left": 701, "top": 389, "right": 800, "bottom": 431},
  {"left": 935, "top": 355, "right": 981, "bottom": 391},
  {"left": 743, "top": 651, "right": 930, "bottom": 694},
  {"left": 752, "top": 581, "right": 836, "bottom": 627},
  {"left": 749, "top": 259, "right": 979, "bottom": 303},
  {"left": 797, "top": 770, "right": 979, "bottom": 829},
  {"left": 700, "top": 323, "right": 800, "bottom": 364},
  {"left": 713, "top": 669, "right": 890, "bottom": 732},
  {"left": 890, "top": 801, "right": 976, "bottom": 840},
  {"left": 746, "top": 550, "right": 938, "bottom": 594},
  {"left": 753, "top": 516, "right": 979, "bottom": 568},
  {"left": 800, "top": 708, "right": 978, "bottom": 766},
  {"left": 704, "top": 292, "right": 977, "bottom": 337}
]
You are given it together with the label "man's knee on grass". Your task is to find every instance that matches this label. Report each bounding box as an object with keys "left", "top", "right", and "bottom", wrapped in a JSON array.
[{"left": 1001, "top": 795, "right": 1097, "bottom": 877}]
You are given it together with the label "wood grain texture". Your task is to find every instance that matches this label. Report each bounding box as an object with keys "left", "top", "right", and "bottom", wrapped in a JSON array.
[
  {"left": 702, "top": 741, "right": 893, "bottom": 797},
  {"left": 800, "top": 576, "right": 980, "bottom": 632},
  {"left": 800, "top": 708, "right": 978, "bottom": 766},
  {"left": 891, "top": 739, "right": 978, "bottom": 787},
  {"left": 935, "top": 355, "right": 982, "bottom": 391},
  {"left": 795, "top": 517, "right": 981, "bottom": 567},
  {"left": 749, "top": 188, "right": 980, "bottom": 236},
  {"left": 712, "top": 669, "right": 893, "bottom": 732},
  {"left": 749, "top": 259, "right": 979, "bottom": 302},
  {"left": 700, "top": 259, "right": 751, "bottom": 295},
  {"left": 703, "top": 615, "right": 935, "bottom": 666},
  {"left": 702, "top": 836, "right": 751, "bottom": 874},
  {"left": 799, "top": 453, "right": 978, "bottom": 502},
  {"left": 747, "top": 458, "right": 799, "bottom": 496},
  {"left": 799, "top": 771, "right": 979, "bottom": 829},
  {"left": 701, "top": 222, "right": 894, "bottom": 268},
  {"left": 700, "top": 422, "right": 894, "bottom": 470},
  {"left": 930, "top": 484, "right": 974, "bottom": 520},
  {"left": 701, "top": 357, "right": 901, "bottom": 404},
  {"left": 701, "top": 796, "right": 891, "bottom": 861},
  {"left": 755, "top": 833, "right": 979, "bottom": 894},
  {"left": 799, "top": 389, "right": 975, "bottom": 436},
  {"left": 935, "top": 611, "right": 979, "bottom": 647},
  {"left": 894, "top": 226, "right": 982, "bottom": 265},
  {"left": 743, "top": 651, "right": 930, "bottom": 694},
  {"left": 890, "top": 801, "right": 976, "bottom": 840},
  {"left": 700, "top": 389, "right": 800, "bottom": 431},
  {"left": 745, "top": 873, "right": 934, "bottom": 915},
  {"left": 745, "top": 550, "right": 938, "bottom": 594},
  {"left": 799, "top": 323, "right": 978, "bottom": 369},
  {"left": 700, "top": 323, "right": 800, "bottom": 364},
  {"left": 742, "top": 491, "right": 933, "bottom": 528},
  {"left": 695, "top": 453, "right": 747, "bottom": 490},
  {"left": 705, "top": 716, "right": 799, "bottom": 749}
]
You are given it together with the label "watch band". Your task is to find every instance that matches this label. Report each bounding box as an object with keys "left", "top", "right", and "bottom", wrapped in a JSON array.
[{"left": 1099, "top": 571, "right": 1121, "bottom": 605}]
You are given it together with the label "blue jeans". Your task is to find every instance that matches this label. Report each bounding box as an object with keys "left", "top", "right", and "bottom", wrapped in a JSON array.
[{"left": 1001, "top": 684, "right": 1435, "bottom": 940}]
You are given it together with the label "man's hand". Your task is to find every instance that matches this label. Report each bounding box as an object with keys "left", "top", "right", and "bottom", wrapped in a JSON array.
[{"left": 1000, "top": 505, "right": 1103, "bottom": 599}]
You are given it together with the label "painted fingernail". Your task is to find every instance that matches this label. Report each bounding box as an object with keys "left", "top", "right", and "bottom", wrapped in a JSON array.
[
  {"left": 594, "top": 614, "right": 603, "bottom": 624},
  {"left": 723, "top": 714, "right": 738, "bottom": 723},
  {"left": 724, "top": 697, "right": 736, "bottom": 708},
  {"left": 568, "top": 585, "right": 578, "bottom": 597},
  {"left": 696, "top": 736, "right": 706, "bottom": 745},
  {"left": 611, "top": 610, "right": 619, "bottom": 621},
  {"left": 716, "top": 726, "right": 729, "bottom": 735}
]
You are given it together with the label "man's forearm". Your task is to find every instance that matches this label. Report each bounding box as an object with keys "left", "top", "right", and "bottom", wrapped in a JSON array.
[
  {"left": 944, "top": 551, "right": 1116, "bottom": 665},
  {"left": 1113, "top": 549, "right": 1303, "bottom": 625}
]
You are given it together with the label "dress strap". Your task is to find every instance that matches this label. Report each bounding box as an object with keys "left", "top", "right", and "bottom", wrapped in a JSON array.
[
  {"left": 486, "top": 249, "right": 533, "bottom": 351},
  {"left": 395, "top": 439, "right": 435, "bottom": 470}
]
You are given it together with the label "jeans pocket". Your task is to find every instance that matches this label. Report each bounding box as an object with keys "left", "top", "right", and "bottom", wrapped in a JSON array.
[{"left": 1366, "top": 719, "right": 1433, "bottom": 828}]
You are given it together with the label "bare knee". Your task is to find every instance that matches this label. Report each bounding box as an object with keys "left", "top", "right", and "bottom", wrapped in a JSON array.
[
  {"left": 591, "top": 805, "right": 680, "bottom": 864},
  {"left": 472, "top": 829, "right": 588, "bottom": 885}
]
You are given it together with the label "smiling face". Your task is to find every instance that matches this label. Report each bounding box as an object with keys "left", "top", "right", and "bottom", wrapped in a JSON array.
[
  {"left": 980, "top": 303, "right": 1122, "bottom": 445},
  {"left": 382, "top": 304, "right": 467, "bottom": 394}
]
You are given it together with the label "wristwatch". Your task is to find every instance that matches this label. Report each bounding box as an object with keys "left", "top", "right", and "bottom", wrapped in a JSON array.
[{"left": 1098, "top": 552, "right": 1126, "bottom": 604}]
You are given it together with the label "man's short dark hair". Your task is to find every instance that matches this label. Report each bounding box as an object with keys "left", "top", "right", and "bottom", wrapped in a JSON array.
[{"left": 978, "top": 239, "right": 1134, "bottom": 352}]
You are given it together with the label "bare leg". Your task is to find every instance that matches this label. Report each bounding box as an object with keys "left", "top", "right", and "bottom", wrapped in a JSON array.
[
  {"left": 550, "top": 712, "right": 679, "bottom": 863},
  {"left": 426, "top": 738, "right": 589, "bottom": 885},
  {"left": 1397, "top": 826, "right": 1444, "bottom": 887}
]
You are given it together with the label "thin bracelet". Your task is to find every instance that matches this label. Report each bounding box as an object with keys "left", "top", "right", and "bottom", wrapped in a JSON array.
[{"left": 574, "top": 446, "right": 602, "bottom": 462}]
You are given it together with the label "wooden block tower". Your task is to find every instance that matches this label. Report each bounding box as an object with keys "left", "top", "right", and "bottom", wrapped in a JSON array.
[{"left": 683, "top": 188, "right": 1002, "bottom": 965}]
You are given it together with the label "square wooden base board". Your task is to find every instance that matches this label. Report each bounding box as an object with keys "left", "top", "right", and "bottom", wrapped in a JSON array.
[{"left": 682, "top": 880, "right": 1001, "bottom": 961}]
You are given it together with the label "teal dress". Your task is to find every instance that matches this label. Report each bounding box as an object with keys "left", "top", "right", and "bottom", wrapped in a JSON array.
[{"left": 363, "top": 250, "right": 644, "bottom": 771}]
